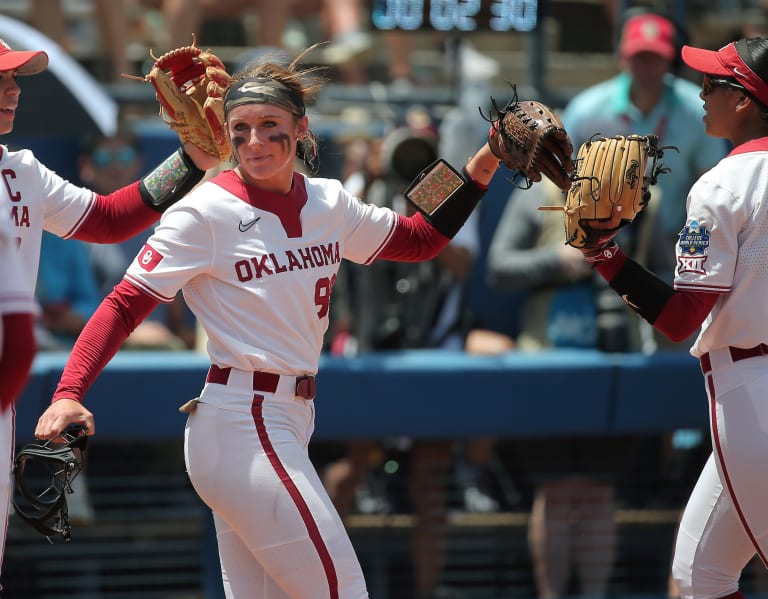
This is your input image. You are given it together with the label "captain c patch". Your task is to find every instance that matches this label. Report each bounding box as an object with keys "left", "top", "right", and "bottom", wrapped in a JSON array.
[
  {"left": 677, "top": 220, "right": 710, "bottom": 275},
  {"left": 137, "top": 242, "right": 163, "bottom": 272}
]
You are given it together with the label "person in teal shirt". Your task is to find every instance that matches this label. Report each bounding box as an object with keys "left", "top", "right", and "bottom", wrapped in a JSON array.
[{"left": 36, "top": 231, "right": 102, "bottom": 349}]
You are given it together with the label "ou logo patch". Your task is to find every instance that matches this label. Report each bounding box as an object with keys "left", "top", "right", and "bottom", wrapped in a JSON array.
[{"left": 138, "top": 243, "right": 163, "bottom": 271}]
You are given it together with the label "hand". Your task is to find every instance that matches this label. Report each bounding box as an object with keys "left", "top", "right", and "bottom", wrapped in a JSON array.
[
  {"left": 558, "top": 244, "right": 593, "bottom": 280},
  {"left": 182, "top": 142, "right": 223, "bottom": 172},
  {"left": 35, "top": 399, "right": 95, "bottom": 440},
  {"left": 573, "top": 203, "right": 625, "bottom": 251}
]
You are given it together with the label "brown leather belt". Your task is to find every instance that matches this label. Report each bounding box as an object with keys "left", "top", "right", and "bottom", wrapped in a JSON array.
[
  {"left": 206, "top": 365, "right": 316, "bottom": 400},
  {"left": 700, "top": 343, "right": 768, "bottom": 374}
]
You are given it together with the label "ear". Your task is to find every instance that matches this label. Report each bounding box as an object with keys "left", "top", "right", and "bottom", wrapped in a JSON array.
[
  {"left": 735, "top": 94, "right": 762, "bottom": 116},
  {"left": 295, "top": 115, "right": 309, "bottom": 138}
]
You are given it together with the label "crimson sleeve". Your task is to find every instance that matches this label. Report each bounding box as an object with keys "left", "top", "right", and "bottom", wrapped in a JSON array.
[
  {"left": 52, "top": 279, "right": 160, "bottom": 402},
  {"left": 653, "top": 291, "right": 719, "bottom": 342},
  {"left": 594, "top": 247, "right": 719, "bottom": 342},
  {"left": 73, "top": 183, "right": 159, "bottom": 243},
  {"left": 377, "top": 212, "right": 451, "bottom": 262},
  {"left": 0, "top": 312, "right": 36, "bottom": 412}
]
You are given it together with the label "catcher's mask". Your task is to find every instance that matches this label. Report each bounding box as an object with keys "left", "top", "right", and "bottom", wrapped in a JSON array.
[{"left": 12, "top": 425, "right": 88, "bottom": 542}]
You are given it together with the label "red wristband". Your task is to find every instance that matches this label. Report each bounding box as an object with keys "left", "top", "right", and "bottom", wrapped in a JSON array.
[{"left": 583, "top": 242, "right": 621, "bottom": 265}]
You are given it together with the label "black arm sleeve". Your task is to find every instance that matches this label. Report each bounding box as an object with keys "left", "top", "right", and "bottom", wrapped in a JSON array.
[
  {"left": 138, "top": 148, "right": 206, "bottom": 212},
  {"left": 403, "top": 159, "right": 485, "bottom": 238},
  {"left": 608, "top": 257, "right": 675, "bottom": 324}
]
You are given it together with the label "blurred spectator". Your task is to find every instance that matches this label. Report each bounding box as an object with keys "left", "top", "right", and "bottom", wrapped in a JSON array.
[
  {"left": 322, "top": 122, "right": 478, "bottom": 599},
  {"left": 76, "top": 130, "right": 197, "bottom": 350},
  {"left": 150, "top": 0, "right": 371, "bottom": 73},
  {"left": 487, "top": 178, "right": 625, "bottom": 599},
  {"left": 35, "top": 231, "right": 102, "bottom": 350},
  {"left": 26, "top": 0, "right": 136, "bottom": 82},
  {"left": 315, "top": 0, "right": 372, "bottom": 66},
  {"left": 27, "top": 0, "right": 367, "bottom": 82},
  {"left": 436, "top": 63, "right": 521, "bottom": 515},
  {"left": 148, "top": 0, "right": 290, "bottom": 50}
]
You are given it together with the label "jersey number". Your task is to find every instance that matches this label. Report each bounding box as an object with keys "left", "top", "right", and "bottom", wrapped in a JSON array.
[{"left": 315, "top": 275, "right": 336, "bottom": 319}]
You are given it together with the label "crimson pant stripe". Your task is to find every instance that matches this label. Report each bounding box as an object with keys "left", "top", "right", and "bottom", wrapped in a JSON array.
[
  {"left": 707, "top": 374, "right": 768, "bottom": 566},
  {"left": 251, "top": 396, "right": 339, "bottom": 598}
]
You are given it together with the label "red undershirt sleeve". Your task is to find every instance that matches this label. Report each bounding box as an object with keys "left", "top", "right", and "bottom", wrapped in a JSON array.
[
  {"left": 73, "top": 183, "right": 160, "bottom": 243},
  {"left": 0, "top": 312, "right": 36, "bottom": 412},
  {"left": 595, "top": 252, "right": 719, "bottom": 342},
  {"left": 652, "top": 291, "right": 719, "bottom": 342},
  {"left": 52, "top": 279, "right": 160, "bottom": 403},
  {"left": 377, "top": 212, "right": 451, "bottom": 261}
]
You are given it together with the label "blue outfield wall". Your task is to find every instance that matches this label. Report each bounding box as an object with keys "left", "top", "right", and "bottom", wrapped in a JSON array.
[{"left": 16, "top": 349, "right": 709, "bottom": 444}]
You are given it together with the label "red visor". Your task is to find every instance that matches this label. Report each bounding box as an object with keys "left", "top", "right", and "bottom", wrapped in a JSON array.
[
  {"left": 0, "top": 38, "right": 48, "bottom": 76},
  {"left": 682, "top": 42, "right": 768, "bottom": 107}
]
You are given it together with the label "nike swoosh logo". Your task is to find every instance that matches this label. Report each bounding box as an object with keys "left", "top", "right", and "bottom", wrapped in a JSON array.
[
  {"left": 238, "top": 217, "right": 261, "bottom": 232},
  {"left": 734, "top": 67, "right": 747, "bottom": 78},
  {"left": 621, "top": 294, "right": 639, "bottom": 310}
]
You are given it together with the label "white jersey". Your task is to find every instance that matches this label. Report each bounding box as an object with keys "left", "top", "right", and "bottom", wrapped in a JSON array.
[
  {"left": 0, "top": 204, "right": 35, "bottom": 320},
  {"left": 125, "top": 170, "right": 396, "bottom": 373},
  {"left": 674, "top": 139, "right": 768, "bottom": 356},
  {"left": 0, "top": 145, "right": 97, "bottom": 294}
]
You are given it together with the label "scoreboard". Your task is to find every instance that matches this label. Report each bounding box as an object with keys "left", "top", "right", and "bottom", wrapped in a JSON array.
[{"left": 370, "top": 0, "right": 539, "bottom": 32}]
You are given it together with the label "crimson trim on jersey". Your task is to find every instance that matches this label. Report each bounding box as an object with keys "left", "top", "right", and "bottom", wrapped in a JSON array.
[
  {"left": 674, "top": 282, "right": 731, "bottom": 293},
  {"left": 124, "top": 274, "right": 177, "bottom": 303},
  {"left": 364, "top": 217, "right": 398, "bottom": 265},
  {"left": 250, "top": 397, "right": 339, "bottom": 598},
  {"left": 62, "top": 192, "right": 97, "bottom": 239},
  {"left": 706, "top": 375, "right": 768, "bottom": 567},
  {"left": 727, "top": 136, "right": 768, "bottom": 157},
  {"left": 211, "top": 171, "right": 308, "bottom": 238}
]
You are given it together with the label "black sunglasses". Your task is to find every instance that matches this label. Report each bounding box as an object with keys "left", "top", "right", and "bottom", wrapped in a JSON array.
[
  {"left": 702, "top": 74, "right": 768, "bottom": 108},
  {"left": 702, "top": 75, "right": 746, "bottom": 95}
]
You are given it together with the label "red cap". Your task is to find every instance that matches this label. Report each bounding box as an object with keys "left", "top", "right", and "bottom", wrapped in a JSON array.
[
  {"left": 619, "top": 14, "right": 676, "bottom": 60},
  {"left": 0, "top": 38, "right": 48, "bottom": 76},
  {"left": 682, "top": 40, "right": 768, "bottom": 107}
]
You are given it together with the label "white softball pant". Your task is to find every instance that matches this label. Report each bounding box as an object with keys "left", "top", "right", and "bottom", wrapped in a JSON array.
[
  {"left": 184, "top": 367, "right": 368, "bottom": 599},
  {"left": 0, "top": 405, "right": 12, "bottom": 588},
  {"left": 672, "top": 348, "right": 768, "bottom": 599}
]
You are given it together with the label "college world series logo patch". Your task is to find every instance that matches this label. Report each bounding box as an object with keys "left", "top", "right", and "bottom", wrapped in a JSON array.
[{"left": 677, "top": 220, "right": 710, "bottom": 275}]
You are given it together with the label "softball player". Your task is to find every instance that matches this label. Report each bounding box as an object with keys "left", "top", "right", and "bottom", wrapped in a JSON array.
[
  {"left": 0, "top": 38, "right": 218, "bottom": 587},
  {"left": 35, "top": 47, "right": 502, "bottom": 598},
  {"left": 577, "top": 37, "right": 768, "bottom": 599}
]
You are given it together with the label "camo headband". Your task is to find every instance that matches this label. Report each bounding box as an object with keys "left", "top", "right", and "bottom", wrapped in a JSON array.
[{"left": 224, "top": 77, "right": 305, "bottom": 118}]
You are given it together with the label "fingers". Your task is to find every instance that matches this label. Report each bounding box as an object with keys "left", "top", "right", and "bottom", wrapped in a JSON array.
[{"left": 34, "top": 399, "right": 95, "bottom": 440}]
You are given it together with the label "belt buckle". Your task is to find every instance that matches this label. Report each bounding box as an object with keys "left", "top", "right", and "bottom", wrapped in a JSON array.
[{"left": 295, "top": 376, "right": 316, "bottom": 400}]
